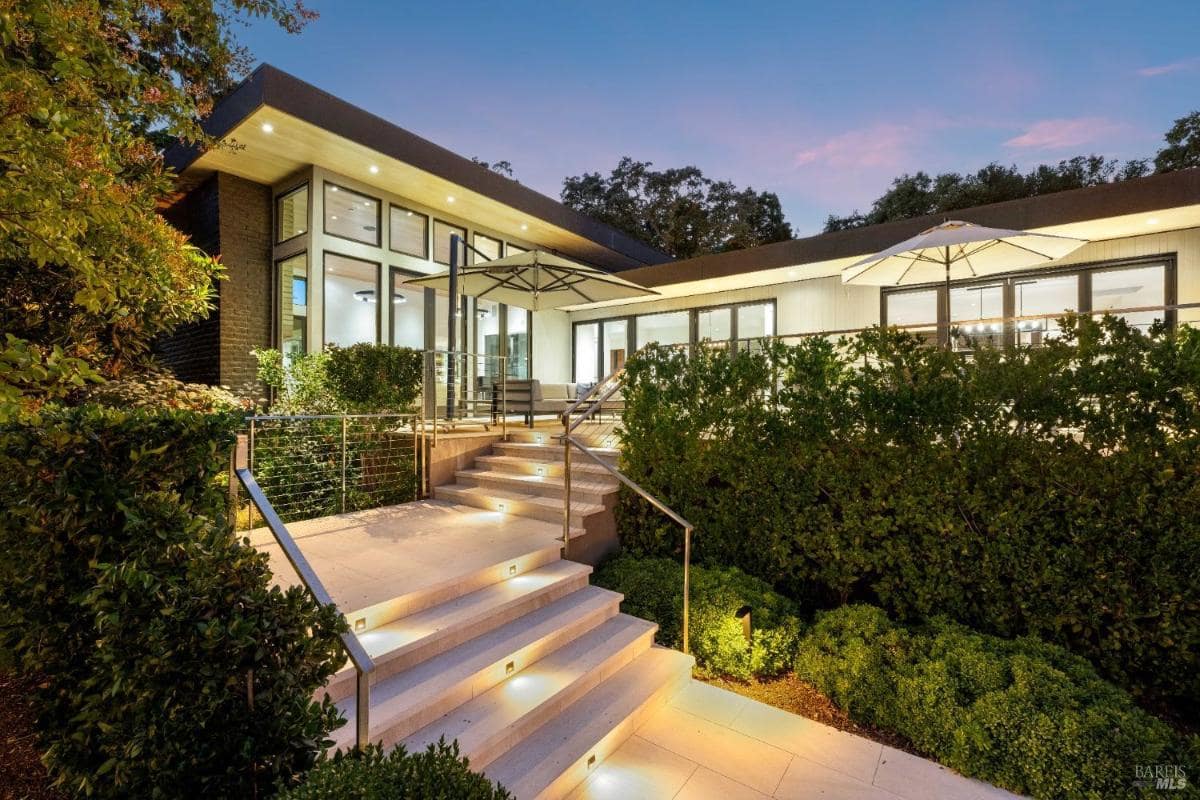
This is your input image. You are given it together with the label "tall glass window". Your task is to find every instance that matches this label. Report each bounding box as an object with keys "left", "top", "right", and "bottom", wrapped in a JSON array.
[
  {"left": 323, "top": 253, "right": 379, "bottom": 347},
  {"left": 276, "top": 185, "right": 308, "bottom": 243},
  {"left": 697, "top": 308, "right": 732, "bottom": 343},
  {"left": 506, "top": 242, "right": 528, "bottom": 256},
  {"left": 602, "top": 319, "right": 628, "bottom": 374},
  {"left": 1092, "top": 264, "right": 1165, "bottom": 332},
  {"left": 323, "top": 183, "right": 380, "bottom": 246},
  {"left": 434, "top": 292, "right": 450, "bottom": 351},
  {"left": 884, "top": 289, "right": 939, "bottom": 345},
  {"left": 389, "top": 205, "right": 428, "bottom": 258},
  {"left": 636, "top": 311, "right": 689, "bottom": 349},
  {"left": 278, "top": 253, "right": 308, "bottom": 357},
  {"left": 433, "top": 220, "right": 467, "bottom": 265},
  {"left": 390, "top": 272, "right": 425, "bottom": 349},
  {"left": 473, "top": 233, "right": 502, "bottom": 263},
  {"left": 507, "top": 305, "right": 529, "bottom": 378},
  {"left": 1013, "top": 273, "right": 1077, "bottom": 344},
  {"left": 476, "top": 300, "right": 501, "bottom": 379},
  {"left": 575, "top": 323, "right": 599, "bottom": 385},
  {"left": 950, "top": 283, "right": 1004, "bottom": 350}
]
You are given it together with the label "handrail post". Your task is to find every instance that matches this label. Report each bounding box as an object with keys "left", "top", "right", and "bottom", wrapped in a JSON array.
[
  {"left": 562, "top": 415, "right": 571, "bottom": 558},
  {"left": 340, "top": 415, "right": 348, "bottom": 514},
  {"left": 248, "top": 419, "right": 257, "bottom": 530},
  {"left": 682, "top": 526, "right": 692, "bottom": 656}
]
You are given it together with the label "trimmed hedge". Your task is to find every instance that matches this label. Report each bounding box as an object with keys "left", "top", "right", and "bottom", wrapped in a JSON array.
[
  {"left": 593, "top": 554, "right": 801, "bottom": 679},
  {"left": 0, "top": 406, "right": 347, "bottom": 798},
  {"left": 795, "top": 605, "right": 1200, "bottom": 800},
  {"left": 277, "top": 742, "right": 511, "bottom": 800},
  {"left": 617, "top": 317, "right": 1200, "bottom": 710},
  {"left": 325, "top": 344, "right": 424, "bottom": 412}
]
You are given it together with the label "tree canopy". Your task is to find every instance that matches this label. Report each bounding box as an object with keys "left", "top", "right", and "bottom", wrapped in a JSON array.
[
  {"left": 825, "top": 111, "right": 1200, "bottom": 232},
  {"left": 561, "top": 157, "right": 793, "bottom": 259},
  {"left": 0, "top": 0, "right": 313, "bottom": 420}
]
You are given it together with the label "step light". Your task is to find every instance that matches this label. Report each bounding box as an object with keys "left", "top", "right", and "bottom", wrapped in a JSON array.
[
  {"left": 496, "top": 501, "right": 507, "bottom": 513},
  {"left": 587, "top": 754, "right": 596, "bottom": 769},
  {"left": 354, "top": 618, "right": 367, "bottom": 633},
  {"left": 505, "top": 660, "right": 515, "bottom": 675},
  {"left": 509, "top": 563, "right": 518, "bottom": 576},
  {"left": 535, "top": 434, "right": 546, "bottom": 444},
  {"left": 535, "top": 466, "right": 546, "bottom": 477}
]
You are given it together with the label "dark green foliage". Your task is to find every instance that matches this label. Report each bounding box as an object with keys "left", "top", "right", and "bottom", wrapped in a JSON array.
[
  {"left": 277, "top": 742, "right": 512, "bottom": 800},
  {"left": 1154, "top": 111, "right": 1200, "bottom": 173},
  {"left": 0, "top": 406, "right": 347, "bottom": 799},
  {"left": 593, "top": 555, "right": 801, "bottom": 679},
  {"left": 617, "top": 317, "right": 1200, "bottom": 711},
  {"left": 794, "top": 606, "right": 1199, "bottom": 800},
  {"left": 325, "top": 344, "right": 424, "bottom": 412}
]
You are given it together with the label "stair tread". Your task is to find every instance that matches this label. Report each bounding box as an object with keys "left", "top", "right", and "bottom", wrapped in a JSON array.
[
  {"left": 403, "top": 614, "right": 656, "bottom": 768},
  {"left": 456, "top": 468, "right": 618, "bottom": 495},
  {"left": 435, "top": 484, "right": 605, "bottom": 515},
  {"left": 332, "top": 585, "right": 621, "bottom": 749},
  {"left": 475, "top": 455, "right": 614, "bottom": 476},
  {"left": 495, "top": 441, "right": 620, "bottom": 459},
  {"left": 331, "top": 561, "right": 591, "bottom": 679},
  {"left": 485, "top": 647, "right": 694, "bottom": 800}
]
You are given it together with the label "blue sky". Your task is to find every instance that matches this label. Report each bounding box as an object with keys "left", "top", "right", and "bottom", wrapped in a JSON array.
[{"left": 240, "top": 0, "right": 1200, "bottom": 235}]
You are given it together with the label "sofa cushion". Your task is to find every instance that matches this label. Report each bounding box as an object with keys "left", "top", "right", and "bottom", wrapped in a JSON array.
[{"left": 540, "top": 383, "right": 571, "bottom": 400}]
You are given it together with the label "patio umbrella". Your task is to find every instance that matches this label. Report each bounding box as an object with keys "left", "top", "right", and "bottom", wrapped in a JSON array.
[
  {"left": 404, "top": 249, "right": 658, "bottom": 311},
  {"left": 841, "top": 219, "right": 1086, "bottom": 290}
]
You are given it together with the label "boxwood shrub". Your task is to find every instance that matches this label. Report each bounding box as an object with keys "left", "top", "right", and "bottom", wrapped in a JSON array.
[
  {"left": 277, "top": 742, "right": 511, "bottom": 800},
  {"left": 795, "top": 605, "right": 1200, "bottom": 800},
  {"left": 0, "top": 406, "right": 348, "bottom": 798},
  {"left": 593, "top": 554, "right": 801, "bottom": 679},
  {"left": 617, "top": 316, "right": 1200, "bottom": 711}
]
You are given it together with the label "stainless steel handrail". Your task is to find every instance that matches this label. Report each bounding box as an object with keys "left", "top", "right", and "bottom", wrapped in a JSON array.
[
  {"left": 562, "top": 366, "right": 624, "bottom": 421},
  {"left": 231, "top": 434, "right": 374, "bottom": 750},
  {"left": 558, "top": 374, "right": 694, "bottom": 656}
]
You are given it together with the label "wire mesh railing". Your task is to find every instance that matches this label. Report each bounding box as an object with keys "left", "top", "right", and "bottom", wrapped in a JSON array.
[{"left": 238, "top": 413, "right": 422, "bottom": 530}]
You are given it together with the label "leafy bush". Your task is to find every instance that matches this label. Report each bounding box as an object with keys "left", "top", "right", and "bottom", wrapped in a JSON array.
[
  {"left": 277, "top": 742, "right": 511, "bottom": 800},
  {"left": 794, "top": 605, "right": 1199, "bottom": 800},
  {"left": 617, "top": 317, "right": 1200, "bottom": 711},
  {"left": 593, "top": 554, "right": 801, "bottom": 679},
  {"left": 326, "top": 344, "right": 424, "bottom": 412},
  {"left": 254, "top": 348, "right": 337, "bottom": 414},
  {"left": 0, "top": 406, "right": 347, "bottom": 798},
  {"left": 73, "top": 365, "right": 242, "bottom": 412}
]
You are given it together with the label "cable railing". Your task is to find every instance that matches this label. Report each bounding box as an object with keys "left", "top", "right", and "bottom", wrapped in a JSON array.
[
  {"left": 228, "top": 434, "right": 374, "bottom": 750},
  {"left": 423, "top": 350, "right": 510, "bottom": 445},
  {"left": 559, "top": 368, "right": 695, "bottom": 656}
]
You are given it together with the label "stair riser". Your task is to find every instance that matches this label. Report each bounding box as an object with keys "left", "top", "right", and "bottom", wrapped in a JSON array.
[
  {"left": 322, "top": 569, "right": 592, "bottom": 704},
  {"left": 460, "top": 628, "right": 656, "bottom": 771},
  {"left": 456, "top": 473, "right": 616, "bottom": 504},
  {"left": 507, "top": 430, "right": 618, "bottom": 448},
  {"left": 493, "top": 443, "right": 619, "bottom": 466},
  {"left": 433, "top": 486, "right": 600, "bottom": 527},
  {"left": 475, "top": 457, "right": 614, "bottom": 481},
  {"left": 532, "top": 667, "right": 692, "bottom": 800},
  {"left": 363, "top": 597, "right": 621, "bottom": 751},
  {"left": 347, "top": 544, "right": 562, "bottom": 632}
]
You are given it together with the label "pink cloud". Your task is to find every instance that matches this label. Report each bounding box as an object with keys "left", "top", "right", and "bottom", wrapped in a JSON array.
[
  {"left": 1003, "top": 117, "right": 1121, "bottom": 150},
  {"left": 793, "top": 123, "right": 916, "bottom": 170},
  {"left": 1137, "top": 57, "right": 1198, "bottom": 77}
]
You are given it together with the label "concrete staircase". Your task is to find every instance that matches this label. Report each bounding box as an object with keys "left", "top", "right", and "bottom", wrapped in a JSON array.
[
  {"left": 320, "top": 529, "right": 693, "bottom": 799},
  {"left": 433, "top": 430, "right": 622, "bottom": 564}
]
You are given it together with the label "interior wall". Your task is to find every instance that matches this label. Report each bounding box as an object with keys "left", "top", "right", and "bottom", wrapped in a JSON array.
[{"left": 532, "top": 309, "right": 571, "bottom": 382}]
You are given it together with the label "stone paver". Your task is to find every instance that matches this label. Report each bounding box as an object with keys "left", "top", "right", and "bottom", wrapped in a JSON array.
[{"left": 568, "top": 679, "right": 1025, "bottom": 800}]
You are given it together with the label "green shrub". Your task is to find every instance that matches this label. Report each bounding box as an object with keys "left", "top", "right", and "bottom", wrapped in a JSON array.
[
  {"left": 0, "top": 406, "right": 347, "bottom": 798},
  {"left": 278, "top": 742, "right": 511, "bottom": 800},
  {"left": 617, "top": 317, "right": 1200, "bottom": 710},
  {"left": 593, "top": 554, "right": 801, "bottom": 679},
  {"left": 794, "top": 605, "right": 1199, "bottom": 800},
  {"left": 255, "top": 348, "right": 337, "bottom": 414},
  {"left": 325, "top": 344, "right": 424, "bottom": 412}
]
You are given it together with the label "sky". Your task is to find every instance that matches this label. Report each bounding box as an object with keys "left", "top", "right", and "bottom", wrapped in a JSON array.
[{"left": 239, "top": 0, "right": 1200, "bottom": 236}]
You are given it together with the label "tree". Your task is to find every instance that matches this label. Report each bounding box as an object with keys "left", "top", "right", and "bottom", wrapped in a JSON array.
[
  {"left": 472, "top": 157, "right": 516, "bottom": 178},
  {"left": 562, "top": 157, "right": 792, "bottom": 259},
  {"left": 1155, "top": 111, "right": 1200, "bottom": 173},
  {"left": 0, "top": 0, "right": 314, "bottom": 420}
]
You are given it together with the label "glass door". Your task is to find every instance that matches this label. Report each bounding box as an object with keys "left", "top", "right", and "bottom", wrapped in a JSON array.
[{"left": 602, "top": 319, "right": 629, "bottom": 375}]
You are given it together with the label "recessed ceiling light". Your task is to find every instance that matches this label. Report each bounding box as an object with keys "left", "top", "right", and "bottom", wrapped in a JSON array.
[
  {"left": 1146, "top": 217, "right": 1159, "bottom": 225},
  {"left": 260, "top": 122, "right": 274, "bottom": 133},
  {"left": 520, "top": 223, "right": 528, "bottom": 231},
  {"left": 331, "top": 215, "right": 338, "bottom": 220},
  {"left": 406, "top": 211, "right": 413, "bottom": 216},
  {"left": 330, "top": 186, "right": 339, "bottom": 192},
  {"left": 369, "top": 165, "right": 379, "bottom": 174},
  {"left": 446, "top": 195, "right": 456, "bottom": 203}
]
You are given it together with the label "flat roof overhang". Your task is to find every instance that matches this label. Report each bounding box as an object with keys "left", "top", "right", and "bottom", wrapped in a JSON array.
[
  {"left": 560, "top": 167, "right": 1200, "bottom": 310},
  {"left": 164, "top": 65, "right": 669, "bottom": 273}
]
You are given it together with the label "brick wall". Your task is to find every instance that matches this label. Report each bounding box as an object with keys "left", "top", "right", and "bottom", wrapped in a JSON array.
[
  {"left": 156, "top": 176, "right": 221, "bottom": 384},
  {"left": 215, "top": 173, "right": 272, "bottom": 394}
]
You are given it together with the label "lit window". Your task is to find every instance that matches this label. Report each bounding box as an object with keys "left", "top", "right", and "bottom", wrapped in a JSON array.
[
  {"left": 1091, "top": 264, "right": 1165, "bottom": 333},
  {"left": 473, "top": 233, "right": 502, "bottom": 263},
  {"left": 433, "top": 220, "right": 467, "bottom": 266},
  {"left": 276, "top": 185, "right": 308, "bottom": 243},
  {"left": 636, "top": 311, "right": 689, "bottom": 349},
  {"left": 278, "top": 253, "right": 307, "bottom": 356},
  {"left": 575, "top": 323, "right": 599, "bottom": 384},
  {"left": 323, "top": 183, "right": 380, "bottom": 246},
  {"left": 390, "top": 272, "right": 425, "bottom": 349},
  {"left": 323, "top": 253, "right": 379, "bottom": 346},
  {"left": 389, "top": 205, "right": 428, "bottom": 259}
]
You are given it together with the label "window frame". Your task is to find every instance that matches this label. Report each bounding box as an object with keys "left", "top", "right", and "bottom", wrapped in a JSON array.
[
  {"left": 387, "top": 203, "right": 429, "bottom": 259},
  {"left": 388, "top": 265, "right": 429, "bottom": 349},
  {"left": 322, "top": 182, "right": 382, "bottom": 247},
  {"left": 322, "top": 250, "right": 383, "bottom": 347},
  {"left": 275, "top": 182, "right": 310, "bottom": 245},
  {"left": 432, "top": 219, "right": 468, "bottom": 266},
  {"left": 472, "top": 232, "right": 504, "bottom": 264},
  {"left": 274, "top": 250, "right": 309, "bottom": 354}
]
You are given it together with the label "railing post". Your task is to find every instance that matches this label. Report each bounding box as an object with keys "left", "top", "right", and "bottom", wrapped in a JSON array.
[
  {"left": 341, "top": 415, "right": 348, "bottom": 514},
  {"left": 247, "top": 420, "right": 257, "bottom": 530},
  {"left": 356, "top": 667, "right": 370, "bottom": 750},
  {"left": 682, "top": 525, "right": 692, "bottom": 656},
  {"left": 562, "top": 427, "right": 572, "bottom": 559}
]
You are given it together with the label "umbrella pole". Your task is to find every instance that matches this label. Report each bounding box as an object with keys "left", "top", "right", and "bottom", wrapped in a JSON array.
[
  {"left": 447, "top": 234, "right": 459, "bottom": 420},
  {"left": 944, "top": 247, "right": 951, "bottom": 350}
]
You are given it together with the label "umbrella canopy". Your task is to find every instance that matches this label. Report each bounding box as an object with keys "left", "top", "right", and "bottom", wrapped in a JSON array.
[
  {"left": 403, "top": 249, "right": 658, "bottom": 311},
  {"left": 841, "top": 220, "right": 1087, "bottom": 287}
]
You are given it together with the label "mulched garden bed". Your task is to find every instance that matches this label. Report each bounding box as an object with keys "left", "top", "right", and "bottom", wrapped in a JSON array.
[
  {"left": 698, "top": 671, "right": 918, "bottom": 755},
  {"left": 0, "top": 670, "right": 63, "bottom": 800}
]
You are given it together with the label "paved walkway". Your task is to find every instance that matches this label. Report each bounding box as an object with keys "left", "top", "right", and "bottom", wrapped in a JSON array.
[{"left": 567, "top": 680, "right": 1023, "bottom": 800}]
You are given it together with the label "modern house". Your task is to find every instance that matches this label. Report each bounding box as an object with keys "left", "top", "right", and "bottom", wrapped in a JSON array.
[{"left": 161, "top": 64, "right": 1200, "bottom": 395}]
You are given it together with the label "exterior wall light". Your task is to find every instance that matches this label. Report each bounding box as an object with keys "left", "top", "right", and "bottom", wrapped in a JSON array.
[{"left": 354, "top": 617, "right": 367, "bottom": 632}]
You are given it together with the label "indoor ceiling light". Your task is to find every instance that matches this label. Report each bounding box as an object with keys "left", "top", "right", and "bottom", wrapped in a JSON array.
[
  {"left": 330, "top": 186, "right": 339, "bottom": 192},
  {"left": 260, "top": 122, "right": 274, "bottom": 133},
  {"left": 520, "top": 223, "right": 528, "bottom": 231},
  {"left": 446, "top": 195, "right": 456, "bottom": 203},
  {"left": 369, "top": 165, "right": 379, "bottom": 174},
  {"left": 331, "top": 215, "right": 338, "bottom": 220}
]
